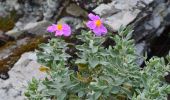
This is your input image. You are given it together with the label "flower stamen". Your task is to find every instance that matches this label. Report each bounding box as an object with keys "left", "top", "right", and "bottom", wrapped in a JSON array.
[
  {"left": 57, "top": 24, "right": 63, "bottom": 30},
  {"left": 95, "top": 20, "right": 101, "bottom": 27}
]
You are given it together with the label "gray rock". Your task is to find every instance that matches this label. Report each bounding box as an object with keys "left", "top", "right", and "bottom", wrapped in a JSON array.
[
  {"left": 31, "top": 0, "right": 45, "bottom": 5},
  {"left": 105, "top": 10, "right": 140, "bottom": 31},
  {"left": 135, "top": 41, "right": 146, "bottom": 66},
  {"left": 133, "top": 0, "right": 170, "bottom": 42},
  {"left": 6, "top": 21, "right": 51, "bottom": 38},
  {"left": 93, "top": 0, "right": 153, "bottom": 31},
  {"left": 5, "top": 28, "right": 23, "bottom": 39},
  {"left": 66, "top": 3, "right": 88, "bottom": 17},
  {"left": 71, "top": 0, "right": 111, "bottom": 10},
  {"left": 143, "top": 0, "right": 154, "bottom": 4},
  {"left": 0, "top": 2, "right": 10, "bottom": 17},
  {"left": 93, "top": 2, "right": 120, "bottom": 17},
  {"left": 5, "top": 0, "right": 18, "bottom": 8},
  {"left": 1, "top": 0, "right": 62, "bottom": 36},
  {"left": 25, "top": 21, "right": 52, "bottom": 35},
  {"left": 43, "top": 0, "right": 62, "bottom": 20},
  {"left": 0, "top": 52, "right": 47, "bottom": 100}
]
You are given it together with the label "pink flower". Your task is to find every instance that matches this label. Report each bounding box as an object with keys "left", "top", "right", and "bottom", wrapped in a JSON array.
[
  {"left": 47, "top": 23, "right": 71, "bottom": 37},
  {"left": 86, "top": 13, "right": 107, "bottom": 36}
]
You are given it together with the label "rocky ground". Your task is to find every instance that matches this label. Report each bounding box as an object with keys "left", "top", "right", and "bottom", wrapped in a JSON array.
[
  {"left": 0, "top": 0, "right": 170, "bottom": 99},
  {"left": 0, "top": 52, "right": 47, "bottom": 100}
]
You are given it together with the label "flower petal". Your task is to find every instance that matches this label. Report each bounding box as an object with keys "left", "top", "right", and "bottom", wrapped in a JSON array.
[
  {"left": 55, "top": 30, "right": 63, "bottom": 36},
  {"left": 62, "top": 24, "right": 71, "bottom": 36},
  {"left": 47, "top": 24, "right": 57, "bottom": 32},
  {"left": 88, "top": 13, "right": 100, "bottom": 20},
  {"left": 92, "top": 25, "right": 108, "bottom": 36},
  {"left": 93, "top": 27, "right": 102, "bottom": 36},
  {"left": 86, "top": 21, "right": 96, "bottom": 29},
  {"left": 100, "top": 25, "right": 108, "bottom": 35}
]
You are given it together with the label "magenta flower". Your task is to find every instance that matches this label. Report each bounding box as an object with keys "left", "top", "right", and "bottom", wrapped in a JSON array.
[
  {"left": 86, "top": 13, "right": 107, "bottom": 36},
  {"left": 47, "top": 23, "right": 71, "bottom": 37}
]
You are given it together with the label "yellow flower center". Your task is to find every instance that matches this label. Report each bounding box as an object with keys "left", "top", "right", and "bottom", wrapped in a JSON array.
[
  {"left": 57, "top": 24, "right": 63, "bottom": 30},
  {"left": 95, "top": 20, "right": 101, "bottom": 27}
]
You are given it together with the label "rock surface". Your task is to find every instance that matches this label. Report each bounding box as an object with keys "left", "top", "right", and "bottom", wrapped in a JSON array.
[
  {"left": 133, "top": 0, "right": 170, "bottom": 41},
  {"left": 6, "top": 21, "right": 51, "bottom": 38},
  {"left": 0, "top": 0, "right": 63, "bottom": 37},
  {"left": 0, "top": 52, "right": 47, "bottom": 100},
  {"left": 93, "top": 0, "right": 153, "bottom": 31},
  {"left": 72, "top": 0, "right": 111, "bottom": 10},
  {"left": 66, "top": 3, "right": 87, "bottom": 17}
]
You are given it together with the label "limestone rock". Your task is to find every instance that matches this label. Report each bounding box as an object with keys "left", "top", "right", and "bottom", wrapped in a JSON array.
[
  {"left": 6, "top": 21, "right": 51, "bottom": 38},
  {"left": 24, "top": 21, "right": 51, "bottom": 35},
  {"left": 1, "top": 0, "right": 62, "bottom": 37},
  {"left": 93, "top": 0, "right": 154, "bottom": 31},
  {"left": 104, "top": 11, "right": 140, "bottom": 31},
  {"left": 133, "top": 0, "right": 170, "bottom": 42},
  {"left": 5, "top": 28, "right": 23, "bottom": 39},
  {"left": 0, "top": 52, "right": 47, "bottom": 100},
  {"left": 66, "top": 3, "right": 88, "bottom": 17},
  {"left": 135, "top": 41, "right": 146, "bottom": 66},
  {"left": 71, "top": 0, "right": 111, "bottom": 11}
]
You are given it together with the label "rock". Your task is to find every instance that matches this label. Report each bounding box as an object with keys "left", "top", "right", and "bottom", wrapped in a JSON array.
[
  {"left": 143, "top": 0, "right": 154, "bottom": 4},
  {"left": 6, "top": 28, "right": 23, "bottom": 39},
  {"left": 130, "top": 0, "right": 170, "bottom": 67},
  {"left": 6, "top": 0, "right": 18, "bottom": 7},
  {"left": 135, "top": 41, "right": 146, "bottom": 66},
  {"left": 14, "top": 52, "right": 37, "bottom": 65},
  {"left": 43, "top": 0, "right": 62, "bottom": 20},
  {"left": 104, "top": 11, "right": 140, "bottom": 31},
  {"left": 6, "top": 21, "right": 51, "bottom": 38},
  {"left": 133, "top": 0, "right": 170, "bottom": 42},
  {"left": 92, "top": 2, "right": 120, "bottom": 17},
  {"left": 31, "top": 0, "right": 45, "bottom": 5},
  {"left": 1, "top": 0, "right": 63, "bottom": 35},
  {"left": 0, "top": 2, "right": 8, "bottom": 17},
  {"left": 93, "top": 0, "right": 153, "bottom": 31},
  {"left": 25, "top": 21, "right": 51, "bottom": 35},
  {"left": 72, "top": 0, "right": 111, "bottom": 11},
  {"left": 0, "top": 52, "right": 47, "bottom": 100},
  {"left": 66, "top": 3, "right": 88, "bottom": 17}
]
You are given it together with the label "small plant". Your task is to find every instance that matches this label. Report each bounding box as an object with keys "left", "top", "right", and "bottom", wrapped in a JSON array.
[{"left": 25, "top": 14, "right": 170, "bottom": 100}]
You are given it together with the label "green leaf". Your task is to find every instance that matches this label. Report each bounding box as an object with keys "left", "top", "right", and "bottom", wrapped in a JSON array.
[
  {"left": 89, "top": 57, "right": 99, "bottom": 68},
  {"left": 93, "top": 92, "right": 102, "bottom": 100},
  {"left": 78, "top": 91, "right": 85, "bottom": 97},
  {"left": 111, "top": 86, "right": 120, "bottom": 94},
  {"left": 75, "top": 59, "right": 87, "bottom": 64},
  {"left": 57, "top": 92, "right": 67, "bottom": 100}
]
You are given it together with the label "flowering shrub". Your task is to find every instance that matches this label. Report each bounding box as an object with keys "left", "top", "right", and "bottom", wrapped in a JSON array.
[{"left": 25, "top": 14, "right": 170, "bottom": 100}]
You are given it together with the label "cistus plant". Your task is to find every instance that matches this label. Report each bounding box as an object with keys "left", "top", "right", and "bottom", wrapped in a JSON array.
[{"left": 25, "top": 14, "right": 170, "bottom": 100}]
